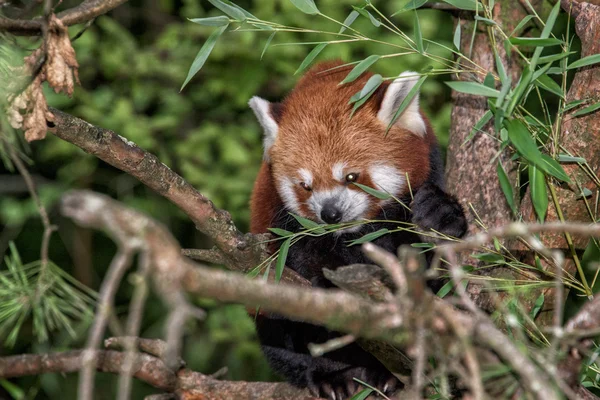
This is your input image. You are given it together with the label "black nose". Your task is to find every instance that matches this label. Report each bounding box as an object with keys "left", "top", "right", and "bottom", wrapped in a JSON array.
[{"left": 321, "top": 205, "right": 343, "bottom": 224}]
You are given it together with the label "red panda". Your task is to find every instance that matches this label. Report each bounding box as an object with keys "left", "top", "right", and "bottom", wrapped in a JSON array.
[{"left": 248, "top": 60, "right": 466, "bottom": 400}]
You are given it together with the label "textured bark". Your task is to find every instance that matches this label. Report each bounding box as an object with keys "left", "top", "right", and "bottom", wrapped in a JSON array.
[
  {"left": 519, "top": 0, "right": 600, "bottom": 324},
  {"left": 445, "top": 1, "right": 540, "bottom": 311}
]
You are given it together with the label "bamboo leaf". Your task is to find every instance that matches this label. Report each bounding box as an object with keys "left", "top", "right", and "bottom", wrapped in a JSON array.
[
  {"left": 535, "top": 74, "right": 563, "bottom": 98},
  {"left": 497, "top": 161, "right": 516, "bottom": 215},
  {"left": 573, "top": 101, "right": 600, "bottom": 117},
  {"left": 529, "top": 165, "right": 548, "bottom": 222},
  {"left": 558, "top": 154, "right": 586, "bottom": 163},
  {"left": 446, "top": 81, "right": 500, "bottom": 97},
  {"left": 350, "top": 389, "right": 374, "bottom": 400},
  {"left": 414, "top": 11, "right": 424, "bottom": 53},
  {"left": 509, "top": 37, "right": 562, "bottom": 47},
  {"left": 529, "top": 0, "right": 561, "bottom": 70},
  {"left": 340, "top": 55, "right": 380, "bottom": 85},
  {"left": 289, "top": 0, "right": 320, "bottom": 15},
  {"left": 353, "top": 182, "right": 392, "bottom": 200},
  {"left": 392, "top": 0, "right": 429, "bottom": 15},
  {"left": 339, "top": 10, "right": 359, "bottom": 34},
  {"left": 538, "top": 51, "right": 576, "bottom": 65},
  {"left": 505, "top": 119, "right": 544, "bottom": 166},
  {"left": 530, "top": 293, "right": 545, "bottom": 319},
  {"left": 387, "top": 75, "right": 427, "bottom": 133},
  {"left": 347, "top": 229, "right": 390, "bottom": 246},
  {"left": 442, "top": 0, "right": 481, "bottom": 11},
  {"left": 189, "top": 16, "right": 230, "bottom": 26},
  {"left": 261, "top": 32, "right": 276, "bottom": 60},
  {"left": 352, "top": 7, "right": 381, "bottom": 27},
  {"left": 453, "top": 22, "right": 461, "bottom": 51},
  {"left": 275, "top": 238, "right": 291, "bottom": 282},
  {"left": 510, "top": 15, "right": 534, "bottom": 37},
  {"left": 291, "top": 213, "right": 326, "bottom": 233},
  {"left": 349, "top": 74, "right": 383, "bottom": 116},
  {"left": 295, "top": 43, "right": 327, "bottom": 75},
  {"left": 568, "top": 54, "right": 600, "bottom": 70},
  {"left": 268, "top": 227, "right": 294, "bottom": 237},
  {"left": 539, "top": 154, "right": 571, "bottom": 183},
  {"left": 207, "top": 0, "right": 246, "bottom": 20},
  {"left": 181, "top": 24, "right": 228, "bottom": 90}
]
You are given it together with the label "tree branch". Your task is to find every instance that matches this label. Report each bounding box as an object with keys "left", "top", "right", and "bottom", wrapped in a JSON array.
[{"left": 0, "top": 0, "right": 129, "bottom": 35}]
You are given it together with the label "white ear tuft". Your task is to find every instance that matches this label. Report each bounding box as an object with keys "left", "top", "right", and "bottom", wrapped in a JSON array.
[
  {"left": 377, "top": 71, "right": 427, "bottom": 137},
  {"left": 249, "top": 96, "right": 279, "bottom": 161}
]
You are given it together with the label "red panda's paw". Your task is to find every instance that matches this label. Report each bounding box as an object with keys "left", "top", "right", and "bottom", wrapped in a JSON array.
[
  {"left": 308, "top": 367, "right": 400, "bottom": 400},
  {"left": 411, "top": 182, "right": 468, "bottom": 241}
]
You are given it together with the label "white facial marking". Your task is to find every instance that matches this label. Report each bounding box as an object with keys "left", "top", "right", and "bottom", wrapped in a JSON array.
[
  {"left": 298, "top": 168, "right": 313, "bottom": 186},
  {"left": 308, "top": 187, "right": 370, "bottom": 225},
  {"left": 369, "top": 164, "right": 405, "bottom": 197},
  {"left": 331, "top": 162, "right": 347, "bottom": 181},
  {"left": 248, "top": 96, "right": 279, "bottom": 161},
  {"left": 377, "top": 71, "right": 427, "bottom": 137},
  {"left": 277, "top": 177, "right": 301, "bottom": 215}
]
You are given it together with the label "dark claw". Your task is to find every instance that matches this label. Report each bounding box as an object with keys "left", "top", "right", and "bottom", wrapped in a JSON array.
[{"left": 309, "top": 367, "right": 400, "bottom": 400}]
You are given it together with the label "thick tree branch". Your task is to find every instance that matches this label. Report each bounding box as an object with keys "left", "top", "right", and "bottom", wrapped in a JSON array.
[
  {"left": 0, "top": 346, "right": 319, "bottom": 399},
  {"left": 0, "top": 0, "right": 129, "bottom": 35}
]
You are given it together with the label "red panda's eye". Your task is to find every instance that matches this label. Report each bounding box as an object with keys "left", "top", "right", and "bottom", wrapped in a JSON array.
[
  {"left": 300, "top": 182, "right": 312, "bottom": 191},
  {"left": 345, "top": 173, "right": 359, "bottom": 183}
]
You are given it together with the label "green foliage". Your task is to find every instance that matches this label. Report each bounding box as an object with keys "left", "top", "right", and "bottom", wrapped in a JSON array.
[{"left": 0, "top": 244, "right": 97, "bottom": 347}]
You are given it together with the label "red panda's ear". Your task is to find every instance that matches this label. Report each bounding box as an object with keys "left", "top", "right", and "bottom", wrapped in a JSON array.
[
  {"left": 376, "top": 71, "right": 427, "bottom": 137},
  {"left": 249, "top": 96, "right": 281, "bottom": 161}
]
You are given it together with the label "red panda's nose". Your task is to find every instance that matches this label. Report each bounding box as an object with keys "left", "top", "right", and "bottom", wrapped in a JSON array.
[{"left": 321, "top": 205, "right": 343, "bottom": 224}]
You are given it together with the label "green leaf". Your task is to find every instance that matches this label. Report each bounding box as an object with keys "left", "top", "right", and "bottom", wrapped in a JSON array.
[
  {"left": 442, "top": 0, "right": 481, "bottom": 11},
  {"left": 573, "top": 101, "right": 600, "bottom": 117},
  {"left": 414, "top": 11, "right": 424, "bottom": 53},
  {"left": 562, "top": 99, "right": 588, "bottom": 113},
  {"left": 539, "top": 154, "right": 571, "bottom": 183},
  {"left": 207, "top": 0, "right": 246, "bottom": 20},
  {"left": 268, "top": 227, "right": 293, "bottom": 237},
  {"left": 347, "top": 229, "right": 390, "bottom": 246},
  {"left": 349, "top": 74, "right": 383, "bottom": 116},
  {"left": 568, "top": 54, "right": 600, "bottom": 70},
  {"left": 261, "top": 32, "right": 276, "bottom": 60},
  {"left": 529, "top": 165, "right": 548, "bottom": 222},
  {"left": 474, "top": 16, "right": 498, "bottom": 26},
  {"left": 510, "top": 15, "right": 534, "bottom": 36},
  {"left": 436, "top": 280, "right": 454, "bottom": 298},
  {"left": 340, "top": 55, "right": 380, "bottom": 85},
  {"left": 509, "top": 37, "right": 562, "bottom": 47},
  {"left": 275, "top": 238, "right": 291, "bottom": 282},
  {"left": 0, "top": 379, "right": 25, "bottom": 400},
  {"left": 538, "top": 51, "right": 576, "bottom": 65},
  {"left": 353, "top": 182, "right": 392, "bottom": 200},
  {"left": 387, "top": 75, "right": 427, "bottom": 132},
  {"left": 411, "top": 242, "right": 434, "bottom": 248},
  {"left": 189, "top": 16, "right": 230, "bottom": 26},
  {"left": 495, "top": 52, "right": 507, "bottom": 84},
  {"left": 295, "top": 43, "right": 327, "bottom": 75},
  {"left": 535, "top": 74, "right": 563, "bottom": 98},
  {"left": 453, "top": 22, "right": 461, "bottom": 51},
  {"left": 505, "top": 119, "right": 543, "bottom": 166},
  {"left": 463, "top": 109, "right": 492, "bottom": 143},
  {"left": 290, "top": 213, "right": 326, "bottom": 233},
  {"left": 577, "top": 188, "right": 593, "bottom": 199},
  {"left": 445, "top": 81, "right": 500, "bottom": 97},
  {"left": 181, "top": 24, "right": 228, "bottom": 91},
  {"left": 530, "top": 0, "right": 561, "bottom": 70},
  {"left": 339, "top": 10, "right": 359, "bottom": 34},
  {"left": 530, "top": 293, "right": 545, "bottom": 319},
  {"left": 473, "top": 253, "right": 505, "bottom": 263},
  {"left": 392, "top": 0, "right": 429, "bottom": 15},
  {"left": 506, "top": 67, "right": 533, "bottom": 116},
  {"left": 497, "top": 162, "right": 516, "bottom": 215},
  {"left": 289, "top": 0, "right": 319, "bottom": 15},
  {"left": 352, "top": 7, "right": 381, "bottom": 27},
  {"left": 558, "top": 154, "right": 586, "bottom": 163},
  {"left": 483, "top": 72, "right": 495, "bottom": 89},
  {"left": 350, "top": 388, "right": 374, "bottom": 400}
]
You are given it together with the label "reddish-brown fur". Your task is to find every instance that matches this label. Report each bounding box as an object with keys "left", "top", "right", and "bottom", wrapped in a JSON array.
[{"left": 250, "top": 61, "right": 435, "bottom": 233}]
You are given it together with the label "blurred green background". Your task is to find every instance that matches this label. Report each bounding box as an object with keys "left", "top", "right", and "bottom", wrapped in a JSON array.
[{"left": 0, "top": 1, "right": 457, "bottom": 398}]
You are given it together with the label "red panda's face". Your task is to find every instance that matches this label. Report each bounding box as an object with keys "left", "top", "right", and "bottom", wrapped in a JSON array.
[
  {"left": 272, "top": 158, "right": 405, "bottom": 226},
  {"left": 249, "top": 61, "right": 432, "bottom": 229}
]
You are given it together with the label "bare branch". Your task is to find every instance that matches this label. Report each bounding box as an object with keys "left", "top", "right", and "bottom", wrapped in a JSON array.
[{"left": 0, "top": 0, "right": 129, "bottom": 35}]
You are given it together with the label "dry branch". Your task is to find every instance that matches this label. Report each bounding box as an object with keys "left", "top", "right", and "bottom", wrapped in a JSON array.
[{"left": 0, "top": 0, "right": 129, "bottom": 35}]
